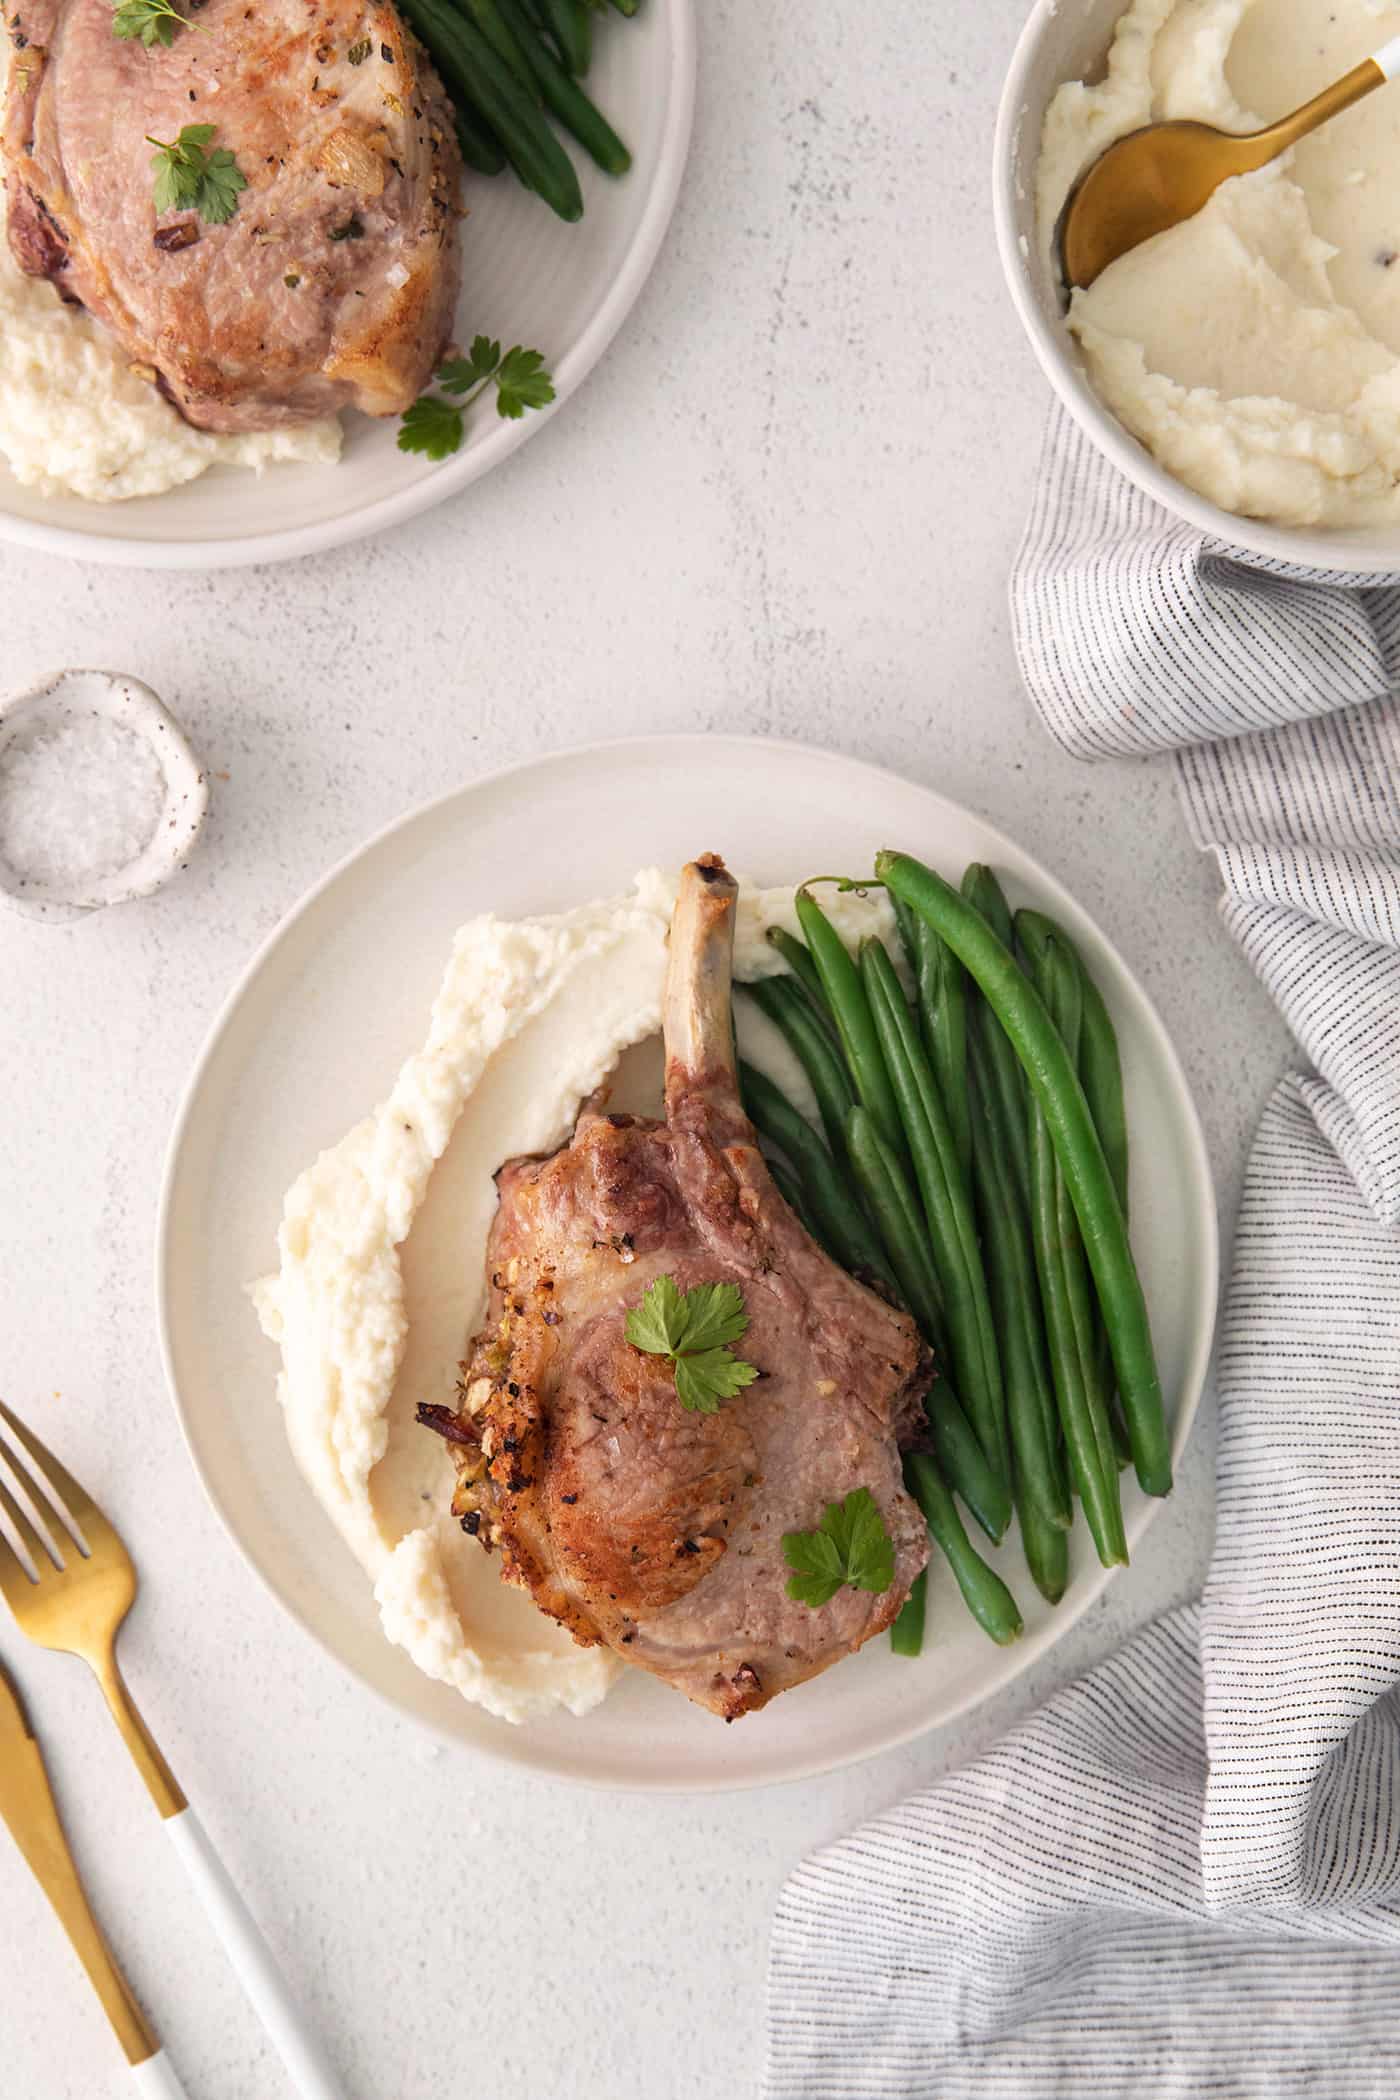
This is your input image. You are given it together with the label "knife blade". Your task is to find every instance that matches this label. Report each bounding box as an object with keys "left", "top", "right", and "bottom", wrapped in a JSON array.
[{"left": 0, "top": 1656, "right": 156, "bottom": 2065}]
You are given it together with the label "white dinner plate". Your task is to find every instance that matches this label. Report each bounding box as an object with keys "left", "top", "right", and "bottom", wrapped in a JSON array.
[
  {"left": 0, "top": 1, "right": 695, "bottom": 570},
  {"left": 158, "top": 736, "right": 1218, "bottom": 1791}
]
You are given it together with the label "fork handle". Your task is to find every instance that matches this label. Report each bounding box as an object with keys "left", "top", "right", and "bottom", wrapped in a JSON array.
[
  {"left": 165, "top": 1808, "right": 347, "bottom": 2100},
  {"left": 131, "top": 2053, "right": 192, "bottom": 2097}
]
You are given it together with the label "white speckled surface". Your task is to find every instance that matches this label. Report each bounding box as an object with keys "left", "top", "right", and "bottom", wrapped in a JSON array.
[{"left": 0, "top": 5, "right": 1293, "bottom": 2096}]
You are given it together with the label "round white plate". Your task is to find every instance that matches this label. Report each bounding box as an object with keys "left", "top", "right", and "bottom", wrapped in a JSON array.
[
  {"left": 158, "top": 736, "right": 1218, "bottom": 1791},
  {"left": 0, "top": 1, "right": 695, "bottom": 570}
]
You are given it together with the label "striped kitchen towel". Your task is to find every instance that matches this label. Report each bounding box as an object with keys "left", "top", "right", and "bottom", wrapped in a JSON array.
[{"left": 763, "top": 405, "right": 1400, "bottom": 2098}]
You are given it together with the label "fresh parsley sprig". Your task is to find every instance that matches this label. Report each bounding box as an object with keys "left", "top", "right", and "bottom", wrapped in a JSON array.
[
  {"left": 114, "top": 0, "right": 195, "bottom": 42},
  {"left": 624, "top": 1275, "right": 760, "bottom": 1416},
  {"left": 782, "top": 1488, "right": 896, "bottom": 1609},
  {"left": 148, "top": 125, "right": 246, "bottom": 226},
  {"left": 397, "top": 336, "right": 556, "bottom": 461}
]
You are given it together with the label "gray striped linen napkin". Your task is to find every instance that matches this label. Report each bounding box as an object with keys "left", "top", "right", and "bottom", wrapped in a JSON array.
[{"left": 762, "top": 405, "right": 1400, "bottom": 2099}]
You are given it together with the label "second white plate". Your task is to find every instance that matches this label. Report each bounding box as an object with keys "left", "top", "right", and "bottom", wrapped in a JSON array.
[
  {"left": 158, "top": 735, "right": 1217, "bottom": 1790},
  {"left": 0, "top": 0, "right": 695, "bottom": 568}
]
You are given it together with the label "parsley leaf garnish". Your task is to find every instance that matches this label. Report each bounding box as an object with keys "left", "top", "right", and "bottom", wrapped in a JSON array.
[
  {"left": 782, "top": 1488, "right": 896, "bottom": 1609},
  {"left": 148, "top": 125, "right": 246, "bottom": 226},
  {"left": 495, "top": 346, "right": 555, "bottom": 418},
  {"left": 397, "top": 395, "right": 464, "bottom": 462},
  {"left": 624, "top": 1275, "right": 760, "bottom": 1415},
  {"left": 674, "top": 1348, "right": 760, "bottom": 1414},
  {"left": 397, "top": 338, "right": 555, "bottom": 460},
  {"left": 113, "top": 0, "right": 194, "bottom": 43},
  {"left": 438, "top": 335, "right": 502, "bottom": 393}
]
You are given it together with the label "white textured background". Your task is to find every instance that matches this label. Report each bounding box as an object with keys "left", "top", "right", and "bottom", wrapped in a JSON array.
[{"left": 0, "top": 2, "right": 1292, "bottom": 2095}]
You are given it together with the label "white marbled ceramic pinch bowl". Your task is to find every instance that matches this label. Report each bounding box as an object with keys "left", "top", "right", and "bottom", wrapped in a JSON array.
[{"left": 0, "top": 669, "right": 209, "bottom": 923}]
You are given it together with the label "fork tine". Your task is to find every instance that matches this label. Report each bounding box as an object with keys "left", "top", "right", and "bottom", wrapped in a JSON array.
[
  {"left": 0, "top": 1466, "right": 62, "bottom": 1575},
  {"left": 0, "top": 1400, "right": 96, "bottom": 1552}
]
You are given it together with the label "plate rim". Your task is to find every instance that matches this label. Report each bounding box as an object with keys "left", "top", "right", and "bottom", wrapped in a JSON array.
[
  {"left": 155, "top": 732, "right": 1219, "bottom": 1791},
  {"left": 0, "top": 0, "right": 697, "bottom": 573}
]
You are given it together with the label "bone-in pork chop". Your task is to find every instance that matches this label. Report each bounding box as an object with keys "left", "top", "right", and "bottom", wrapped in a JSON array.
[
  {"left": 2, "top": 0, "right": 461, "bottom": 430},
  {"left": 420, "top": 857, "right": 931, "bottom": 1721}
]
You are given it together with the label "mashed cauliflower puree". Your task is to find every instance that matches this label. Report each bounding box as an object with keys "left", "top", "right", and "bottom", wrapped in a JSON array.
[
  {"left": 0, "top": 163, "right": 339, "bottom": 503},
  {"left": 1039, "top": 0, "right": 1400, "bottom": 527},
  {"left": 252, "top": 869, "right": 896, "bottom": 1725}
]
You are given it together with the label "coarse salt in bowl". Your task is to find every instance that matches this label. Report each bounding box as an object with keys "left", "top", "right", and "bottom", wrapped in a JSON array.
[{"left": 0, "top": 669, "right": 209, "bottom": 922}]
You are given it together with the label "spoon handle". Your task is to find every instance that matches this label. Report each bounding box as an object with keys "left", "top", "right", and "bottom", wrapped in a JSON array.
[{"left": 1258, "top": 51, "right": 1392, "bottom": 155}]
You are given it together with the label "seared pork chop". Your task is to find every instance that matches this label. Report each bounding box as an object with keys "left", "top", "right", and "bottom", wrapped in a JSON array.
[
  {"left": 421, "top": 857, "right": 931, "bottom": 1721},
  {"left": 2, "top": 0, "right": 461, "bottom": 430}
]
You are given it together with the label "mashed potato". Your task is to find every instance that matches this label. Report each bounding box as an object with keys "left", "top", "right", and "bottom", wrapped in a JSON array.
[
  {"left": 252, "top": 869, "right": 897, "bottom": 1726},
  {"left": 1039, "top": 0, "right": 1400, "bottom": 527},
  {"left": 0, "top": 173, "right": 339, "bottom": 503}
]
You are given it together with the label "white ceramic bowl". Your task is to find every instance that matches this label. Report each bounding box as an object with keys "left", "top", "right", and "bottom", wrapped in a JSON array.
[
  {"left": 0, "top": 669, "right": 208, "bottom": 922},
  {"left": 993, "top": 0, "right": 1400, "bottom": 576}
]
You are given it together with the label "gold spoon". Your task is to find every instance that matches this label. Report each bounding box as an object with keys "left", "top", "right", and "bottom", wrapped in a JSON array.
[{"left": 1059, "top": 35, "right": 1400, "bottom": 289}]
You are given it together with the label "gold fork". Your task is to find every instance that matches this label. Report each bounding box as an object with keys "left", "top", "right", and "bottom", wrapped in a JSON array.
[
  {"left": 0, "top": 1399, "right": 347, "bottom": 2100},
  {"left": 0, "top": 1655, "right": 189, "bottom": 2095}
]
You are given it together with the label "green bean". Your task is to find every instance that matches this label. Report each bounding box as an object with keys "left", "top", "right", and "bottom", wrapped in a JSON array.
[
  {"left": 844, "top": 1107, "right": 945, "bottom": 1344},
  {"left": 453, "top": 105, "right": 507, "bottom": 175},
  {"left": 1023, "top": 916, "right": 1131, "bottom": 1412},
  {"left": 795, "top": 890, "right": 906, "bottom": 1158},
  {"left": 906, "top": 1454, "right": 1022, "bottom": 1644},
  {"left": 1017, "top": 1481, "right": 1069, "bottom": 1604},
  {"left": 861, "top": 938, "right": 1008, "bottom": 1484},
  {"left": 961, "top": 863, "right": 1015, "bottom": 950},
  {"left": 766, "top": 1154, "right": 819, "bottom": 1240},
  {"left": 738, "top": 1062, "right": 892, "bottom": 1287},
  {"left": 1018, "top": 914, "right": 1127, "bottom": 1328},
  {"left": 823, "top": 1104, "right": 1006, "bottom": 1547},
  {"left": 911, "top": 915, "right": 971, "bottom": 1185},
  {"left": 1027, "top": 1091, "right": 1125, "bottom": 1563},
  {"left": 494, "top": 0, "right": 632, "bottom": 171},
  {"left": 741, "top": 978, "right": 854, "bottom": 1160},
  {"left": 1075, "top": 952, "right": 1129, "bottom": 1219},
  {"left": 448, "top": 0, "right": 539, "bottom": 89},
  {"left": 925, "top": 1381, "right": 1012, "bottom": 1543},
  {"left": 894, "top": 886, "right": 969, "bottom": 1176},
  {"left": 877, "top": 851, "right": 1170, "bottom": 1498},
  {"left": 1056, "top": 923, "right": 1131, "bottom": 1450},
  {"left": 1018, "top": 922, "right": 1127, "bottom": 1568},
  {"left": 534, "top": 0, "right": 590, "bottom": 73},
  {"left": 826, "top": 1102, "right": 1007, "bottom": 1544},
  {"left": 399, "top": 0, "right": 584, "bottom": 218},
  {"left": 968, "top": 1056, "right": 1070, "bottom": 1530},
  {"left": 961, "top": 871, "right": 1066, "bottom": 1501},
  {"left": 765, "top": 927, "right": 839, "bottom": 1036},
  {"left": 960, "top": 864, "right": 1030, "bottom": 1205},
  {"left": 1108, "top": 1393, "right": 1132, "bottom": 1470},
  {"left": 890, "top": 1568, "right": 927, "bottom": 1657},
  {"left": 890, "top": 890, "right": 920, "bottom": 967}
]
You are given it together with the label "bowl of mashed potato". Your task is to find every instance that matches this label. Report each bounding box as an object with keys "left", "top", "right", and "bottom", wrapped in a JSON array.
[{"left": 995, "top": 0, "right": 1400, "bottom": 567}]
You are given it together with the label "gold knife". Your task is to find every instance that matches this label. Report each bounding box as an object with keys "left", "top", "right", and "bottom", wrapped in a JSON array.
[{"left": 0, "top": 1658, "right": 188, "bottom": 2096}]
